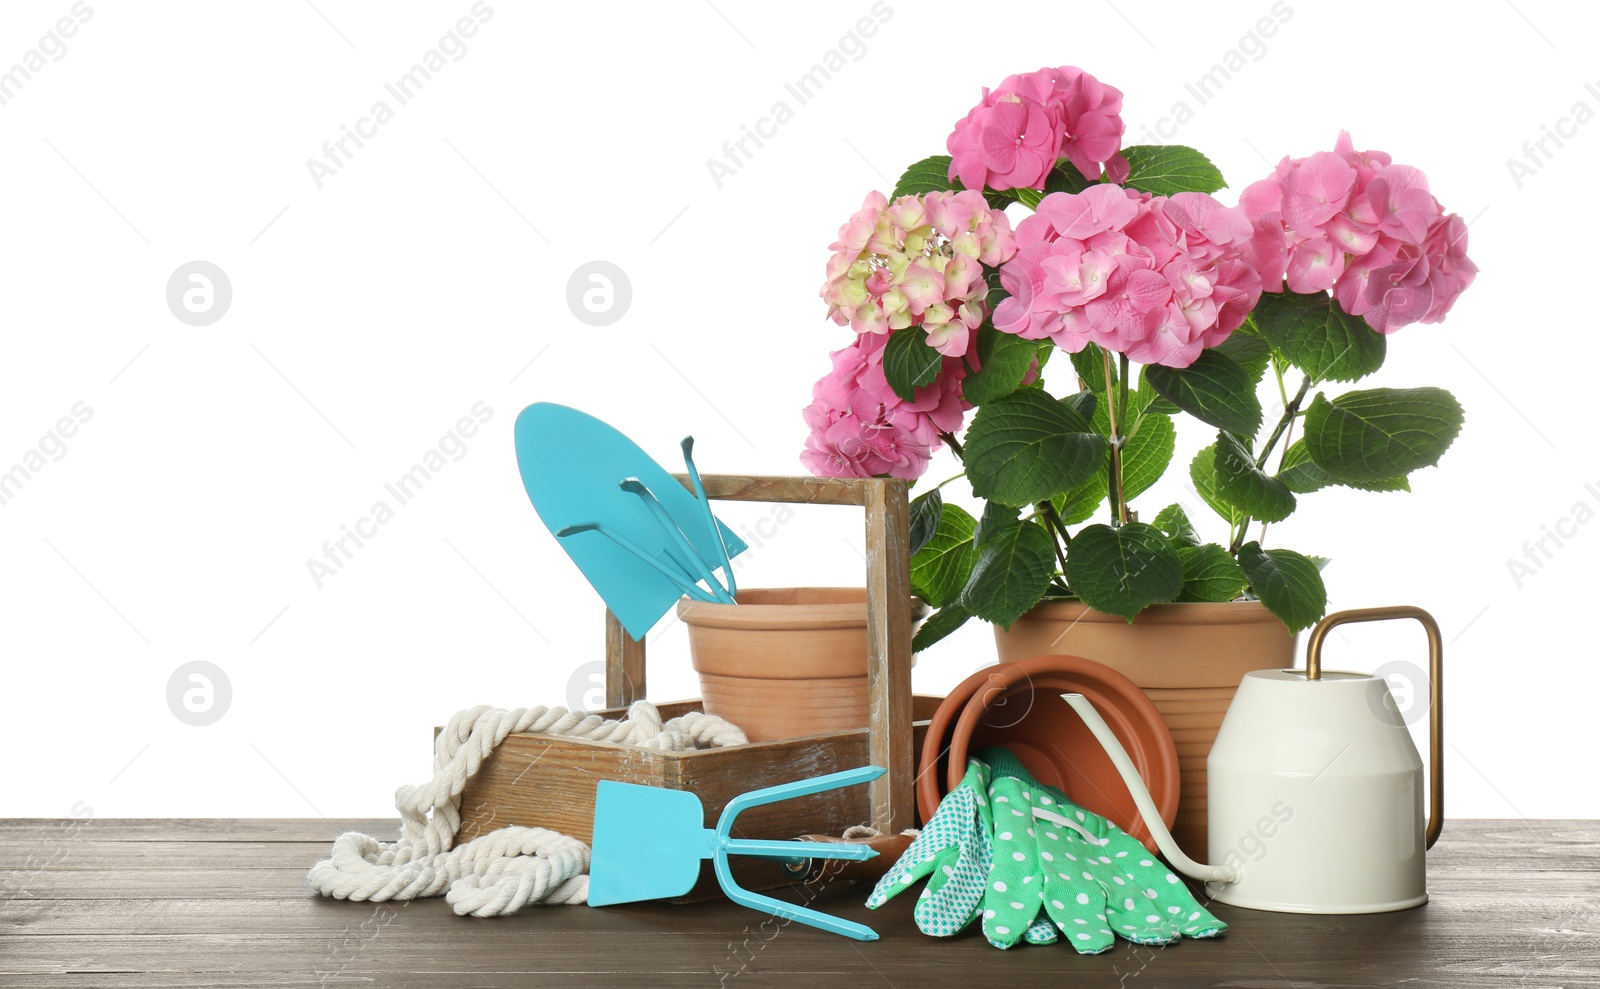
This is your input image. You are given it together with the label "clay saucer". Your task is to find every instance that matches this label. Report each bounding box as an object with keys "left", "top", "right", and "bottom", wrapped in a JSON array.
[{"left": 921, "top": 655, "right": 1179, "bottom": 853}]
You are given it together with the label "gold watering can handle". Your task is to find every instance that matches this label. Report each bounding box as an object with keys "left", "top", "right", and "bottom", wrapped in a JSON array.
[{"left": 1305, "top": 605, "right": 1444, "bottom": 849}]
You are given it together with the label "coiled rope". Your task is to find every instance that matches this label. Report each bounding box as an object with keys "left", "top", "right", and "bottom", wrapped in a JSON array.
[{"left": 307, "top": 701, "right": 747, "bottom": 915}]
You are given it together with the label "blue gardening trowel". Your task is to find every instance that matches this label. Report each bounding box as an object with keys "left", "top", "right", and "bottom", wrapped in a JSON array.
[
  {"left": 588, "top": 766, "right": 886, "bottom": 941},
  {"left": 513, "top": 403, "right": 746, "bottom": 639}
]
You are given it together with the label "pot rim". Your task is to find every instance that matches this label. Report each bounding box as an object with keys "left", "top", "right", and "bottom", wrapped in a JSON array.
[
  {"left": 1021, "top": 597, "right": 1289, "bottom": 628},
  {"left": 677, "top": 586, "right": 927, "bottom": 631}
]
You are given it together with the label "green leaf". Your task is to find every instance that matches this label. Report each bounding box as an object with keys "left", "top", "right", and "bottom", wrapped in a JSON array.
[
  {"left": 1237, "top": 542, "right": 1328, "bottom": 633},
  {"left": 1213, "top": 430, "right": 1296, "bottom": 523},
  {"left": 912, "top": 603, "right": 973, "bottom": 652},
  {"left": 1301, "top": 387, "right": 1465, "bottom": 482},
  {"left": 892, "top": 155, "right": 956, "bottom": 198},
  {"left": 1152, "top": 504, "right": 1202, "bottom": 548},
  {"left": 908, "top": 488, "right": 944, "bottom": 557},
  {"left": 1053, "top": 424, "right": 1110, "bottom": 525},
  {"left": 959, "top": 518, "right": 1058, "bottom": 628},
  {"left": 1044, "top": 159, "right": 1095, "bottom": 195},
  {"left": 1061, "top": 389, "right": 1098, "bottom": 421},
  {"left": 1054, "top": 464, "right": 1108, "bottom": 526},
  {"left": 963, "top": 389, "right": 1107, "bottom": 507},
  {"left": 1176, "top": 543, "right": 1249, "bottom": 603},
  {"left": 1190, "top": 444, "right": 1244, "bottom": 526},
  {"left": 1069, "top": 344, "right": 1111, "bottom": 391},
  {"left": 1119, "top": 145, "right": 1227, "bottom": 196},
  {"left": 1145, "top": 350, "right": 1264, "bottom": 437},
  {"left": 996, "top": 159, "right": 1098, "bottom": 210},
  {"left": 1214, "top": 330, "right": 1273, "bottom": 385},
  {"left": 1013, "top": 187, "right": 1046, "bottom": 209},
  {"left": 1065, "top": 522, "right": 1185, "bottom": 621},
  {"left": 882, "top": 326, "right": 943, "bottom": 402},
  {"left": 962, "top": 326, "right": 1040, "bottom": 405},
  {"left": 1252, "top": 291, "right": 1387, "bottom": 383},
  {"left": 1088, "top": 388, "right": 1174, "bottom": 505},
  {"left": 1277, "top": 440, "right": 1410, "bottom": 494},
  {"left": 974, "top": 500, "right": 1020, "bottom": 547},
  {"left": 910, "top": 503, "right": 977, "bottom": 609},
  {"left": 1133, "top": 373, "right": 1181, "bottom": 415},
  {"left": 1120, "top": 410, "right": 1176, "bottom": 503}
]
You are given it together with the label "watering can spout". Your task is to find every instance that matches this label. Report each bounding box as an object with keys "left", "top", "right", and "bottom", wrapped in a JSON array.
[{"left": 1060, "top": 693, "right": 1239, "bottom": 885}]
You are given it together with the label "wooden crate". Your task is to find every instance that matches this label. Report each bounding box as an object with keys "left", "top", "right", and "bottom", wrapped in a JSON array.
[
  {"left": 450, "top": 475, "right": 924, "bottom": 900},
  {"left": 454, "top": 698, "right": 940, "bottom": 900}
]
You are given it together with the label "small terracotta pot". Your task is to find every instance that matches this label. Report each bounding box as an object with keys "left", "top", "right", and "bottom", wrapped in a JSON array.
[
  {"left": 678, "top": 587, "right": 921, "bottom": 744},
  {"left": 920, "top": 655, "right": 1179, "bottom": 853},
  {"left": 993, "top": 600, "right": 1297, "bottom": 861}
]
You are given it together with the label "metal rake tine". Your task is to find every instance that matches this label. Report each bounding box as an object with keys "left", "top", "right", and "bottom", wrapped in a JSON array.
[
  {"left": 680, "top": 436, "right": 737, "bottom": 597},
  {"left": 556, "top": 522, "right": 718, "bottom": 602},
  {"left": 618, "top": 478, "right": 736, "bottom": 604}
]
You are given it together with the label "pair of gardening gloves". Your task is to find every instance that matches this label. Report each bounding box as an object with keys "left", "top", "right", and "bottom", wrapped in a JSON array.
[{"left": 866, "top": 748, "right": 1225, "bottom": 952}]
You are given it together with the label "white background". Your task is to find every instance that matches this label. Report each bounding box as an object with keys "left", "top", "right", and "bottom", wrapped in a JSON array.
[{"left": 0, "top": 0, "right": 1593, "bottom": 822}]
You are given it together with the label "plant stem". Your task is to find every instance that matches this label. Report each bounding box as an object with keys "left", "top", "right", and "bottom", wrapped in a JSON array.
[
  {"left": 1258, "top": 412, "right": 1299, "bottom": 547},
  {"left": 1035, "top": 498, "right": 1072, "bottom": 574},
  {"left": 1254, "top": 375, "right": 1313, "bottom": 470},
  {"left": 1101, "top": 349, "right": 1128, "bottom": 526},
  {"left": 937, "top": 431, "right": 965, "bottom": 459},
  {"left": 930, "top": 471, "right": 967, "bottom": 492},
  {"left": 1231, "top": 375, "right": 1313, "bottom": 554}
]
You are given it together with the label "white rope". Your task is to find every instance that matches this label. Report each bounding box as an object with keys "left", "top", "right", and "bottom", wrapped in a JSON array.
[{"left": 307, "top": 700, "right": 747, "bottom": 915}]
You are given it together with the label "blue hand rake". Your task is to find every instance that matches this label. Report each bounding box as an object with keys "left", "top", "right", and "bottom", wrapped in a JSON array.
[
  {"left": 513, "top": 403, "right": 744, "bottom": 639},
  {"left": 588, "top": 766, "right": 886, "bottom": 941}
]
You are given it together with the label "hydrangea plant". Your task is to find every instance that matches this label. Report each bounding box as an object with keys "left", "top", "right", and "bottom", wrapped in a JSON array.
[{"left": 801, "top": 65, "right": 1476, "bottom": 645}]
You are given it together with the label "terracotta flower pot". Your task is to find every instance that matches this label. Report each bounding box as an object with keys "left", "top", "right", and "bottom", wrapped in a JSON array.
[
  {"left": 925, "top": 655, "right": 1179, "bottom": 853},
  {"left": 678, "top": 587, "right": 921, "bottom": 744},
  {"left": 993, "top": 600, "right": 1297, "bottom": 861}
]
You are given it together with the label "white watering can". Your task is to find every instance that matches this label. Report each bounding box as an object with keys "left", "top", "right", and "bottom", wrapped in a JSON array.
[{"left": 1064, "top": 605, "right": 1443, "bottom": 914}]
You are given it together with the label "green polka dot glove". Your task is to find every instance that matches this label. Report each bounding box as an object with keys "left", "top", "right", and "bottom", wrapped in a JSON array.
[
  {"left": 864, "top": 758, "right": 993, "bottom": 936},
  {"left": 978, "top": 747, "right": 1226, "bottom": 952}
]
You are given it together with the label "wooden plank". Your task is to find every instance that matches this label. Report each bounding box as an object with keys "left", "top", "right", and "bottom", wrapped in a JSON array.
[
  {"left": 603, "top": 609, "right": 646, "bottom": 707},
  {"left": 862, "top": 479, "right": 914, "bottom": 834},
  {"left": 0, "top": 869, "right": 319, "bottom": 900},
  {"left": 670, "top": 473, "right": 868, "bottom": 507},
  {"left": 9, "top": 878, "right": 1600, "bottom": 937},
  {"left": 0, "top": 841, "right": 342, "bottom": 871},
  {"left": 0, "top": 819, "right": 398, "bottom": 842}
]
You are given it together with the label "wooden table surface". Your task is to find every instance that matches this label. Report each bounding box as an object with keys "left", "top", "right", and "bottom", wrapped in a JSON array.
[{"left": 1, "top": 817, "right": 1595, "bottom": 988}]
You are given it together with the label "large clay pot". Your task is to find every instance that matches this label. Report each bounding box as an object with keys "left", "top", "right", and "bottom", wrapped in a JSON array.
[
  {"left": 993, "top": 600, "right": 1297, "bottom": 860},
  {"left": 679, "top": 587, "right": 920, "bottom": 744}
]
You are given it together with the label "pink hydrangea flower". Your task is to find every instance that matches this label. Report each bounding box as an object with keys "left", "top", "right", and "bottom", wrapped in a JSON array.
[
  {"left": 1240, "top": 132, "right": 1477, "bottom": 334},
  {"left": 946, "top": 66, "right": 1127, "bottom": 192},
  {"left": 991, "top": 185, "right": 1262, "bottom": 368},
  {"left": 821, "top": 189, "right": 1016, "bottom": 358},
  {"left": 800, "top": 333, "right": 972, "bottom": 480}
]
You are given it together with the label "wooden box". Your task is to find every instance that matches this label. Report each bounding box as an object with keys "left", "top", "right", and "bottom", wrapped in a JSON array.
[
  {"left": 450, "top": 475, "right": 924, "bottom": 900},
  {"left": 454, "top": 698, "right": 939, "bottom": 899}
]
